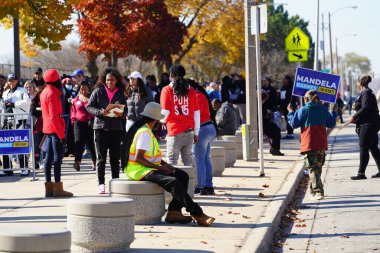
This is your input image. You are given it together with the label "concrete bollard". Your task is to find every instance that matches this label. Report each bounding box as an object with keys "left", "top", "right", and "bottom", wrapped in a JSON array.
[
  {"left": 0, "top": 228, "right": 71, "bottom": 253},
  {"left": 109, "top": 179, "right": 165, "bottom": 225},
  {"left": 67, "top": 197, "right": 135, "bottom": 253},
  {"left": 222, "top": 134, "right": 243, "bottom": 160},
  {"left": 165, "top": 165, "right": 195, "bottom": 204},
  {"left": 210, "top": 146, "right": 225, "bottom": 176},
  {"left": 211, "top": 140, "right": 237, "bottom": 167}
]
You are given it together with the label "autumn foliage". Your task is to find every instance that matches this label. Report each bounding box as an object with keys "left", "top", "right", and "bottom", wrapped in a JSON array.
[{"left": 75, "top": 0, "right": 186, "bottom": 63}]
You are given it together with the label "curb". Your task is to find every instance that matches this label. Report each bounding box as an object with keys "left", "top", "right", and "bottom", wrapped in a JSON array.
[{"left": 239, "top": 157, "right": 305, "bottom": 253}]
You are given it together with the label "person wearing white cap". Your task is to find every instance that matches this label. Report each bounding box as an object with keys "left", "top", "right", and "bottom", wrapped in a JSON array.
[
  {"left": 123, "top": 102, "right": 215, "bottom": 226},
  {"left": 125, "top": 71, "right": 154, "bottom": 132}
]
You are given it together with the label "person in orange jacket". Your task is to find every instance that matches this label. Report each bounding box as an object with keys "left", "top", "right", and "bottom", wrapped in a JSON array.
[{"left": 40, "top": 69, "right": 73, "bottom": 198}]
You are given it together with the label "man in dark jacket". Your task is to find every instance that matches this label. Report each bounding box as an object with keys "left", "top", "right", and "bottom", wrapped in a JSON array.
[
  {"left": 278, "top": 75, "right": 298, "bottom": 139},
  {"left": 262, "top": 76, "right": 278, "bottom": 112},
  {"left": 212, "top": 99, "right": 237, "bottom": 136},
  {"left": 32, "top": 67, "right": 45, "bottom": 87}
]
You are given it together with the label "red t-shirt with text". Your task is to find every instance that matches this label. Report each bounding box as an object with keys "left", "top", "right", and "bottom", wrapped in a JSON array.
[{"left": 160, "top": 85, "right": 199, "bottom": 136}]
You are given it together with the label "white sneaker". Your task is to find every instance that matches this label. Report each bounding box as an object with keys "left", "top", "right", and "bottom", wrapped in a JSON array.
[
  {"left": 98, "top": 184, "right": 106, "bottom": 194},
  {"left": 312, "top": 192, "right": 324, "bottom": 200},
  {"left": 20, "top": 170, "right": 29, "bottom": 177}
]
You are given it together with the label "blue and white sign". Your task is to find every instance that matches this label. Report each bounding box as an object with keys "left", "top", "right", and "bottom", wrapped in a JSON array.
[
  {"left": 293, "top": 67, "right": 341, "bottom": 103},
  {"left": 0, "top": 129, "right": 30, "bottom": 155}
]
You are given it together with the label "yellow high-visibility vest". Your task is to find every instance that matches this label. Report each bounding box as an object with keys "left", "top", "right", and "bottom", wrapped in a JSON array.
[{"left": 125, "top": 124, "right": 161, "bottom": 180}]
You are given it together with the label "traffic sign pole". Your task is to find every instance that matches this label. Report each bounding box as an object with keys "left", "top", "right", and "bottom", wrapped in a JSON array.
[{"left": 254, "top": 5, "right": 265, "bottom": 177}]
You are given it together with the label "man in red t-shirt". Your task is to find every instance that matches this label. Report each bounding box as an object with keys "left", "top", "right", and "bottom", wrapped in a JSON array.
[{"left": 160, "top": 64, "right": 200, "bottom": 165}]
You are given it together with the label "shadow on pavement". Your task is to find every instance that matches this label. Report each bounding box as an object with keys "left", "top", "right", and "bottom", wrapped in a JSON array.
[
  {"left": 0, "top": 215, "right": 67, "bottom": 223},
  {"left": 290, "top": 232, "right": 380, "bottom": 239},
  {"left": 130, "top": 249, "right": 214, "bottom": 253}
]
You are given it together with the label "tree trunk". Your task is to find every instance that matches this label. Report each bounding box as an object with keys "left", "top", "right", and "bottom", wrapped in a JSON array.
[
  {"left": 163, "top": 54, "right": 173, "bottom": 73},
  {"left": 155, "top": 61, "right": 164, "bottom": 79},
  {"left": 86, "top": 57, "right": 99, "bottom": 84},
  {"left": 112, "top": 50, "right": 118, "bottom": 68}
]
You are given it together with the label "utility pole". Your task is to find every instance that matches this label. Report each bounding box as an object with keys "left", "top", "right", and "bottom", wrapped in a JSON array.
[
  {"left": 243, "top": 0, "right": 258, "bottom": 161},
  {"left": 328, "top": 12, "right": 334, "bottom": 74},
  {"left": 335, "top": 37, "right": 339, "bottom": 75},
  {"left": 313, "top": 0, "right": 320, "bottom": 71},
  {"left": 13, "top": 14, "right": 21, "bottom": 79},
  {"left": 322, "top": 13, "right": 326, "bottom": 69}
]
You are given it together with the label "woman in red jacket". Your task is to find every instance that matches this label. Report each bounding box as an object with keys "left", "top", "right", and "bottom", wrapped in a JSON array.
[{"left": 40, "top": 69, "right": 73, "bottom": 198}]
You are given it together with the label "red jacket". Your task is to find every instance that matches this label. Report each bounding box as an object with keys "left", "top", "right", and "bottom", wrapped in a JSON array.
[{"left": 40, "top": 84, "right": 66, "bottom": 139}]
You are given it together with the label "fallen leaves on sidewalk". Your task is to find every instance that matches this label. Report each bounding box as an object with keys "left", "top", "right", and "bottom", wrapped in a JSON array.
[
  {"left": 262, "top": 184, "right": 270, "bottom": 188},
  {"left": 242, "top": 215, "right": 251, "bottom": 219},
  {"left": 259, "top": 192, "right": 269, "bottom": 198},
  {"left": 341, "top": 235, "right": 350, "bottom": 239},
  {"left": 295, "top": 224, "right": 307, "bottom": 227},
  {"left": 200, "top": 241, "right": 208, "bottom": 244}
]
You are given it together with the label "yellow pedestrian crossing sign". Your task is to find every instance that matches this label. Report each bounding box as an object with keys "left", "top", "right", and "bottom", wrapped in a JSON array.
[
  {"left": 288, "top": 50, "right": 308, "bottom": 62},
  {"left": 285, "top": 27, "right": 310, "bottom": 52}
]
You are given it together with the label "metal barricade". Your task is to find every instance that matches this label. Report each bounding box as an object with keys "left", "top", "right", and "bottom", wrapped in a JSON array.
[{"left": 0, "top": 112, "right": 36, "bottom": 180}]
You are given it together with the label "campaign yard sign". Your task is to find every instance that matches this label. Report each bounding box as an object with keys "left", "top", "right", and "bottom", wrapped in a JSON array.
[
  {"left": 0, "top": 129, "right": 30, "bottom": 155},
  {"left": 293, "top": 67, "right": 341, "bottom": 103}
]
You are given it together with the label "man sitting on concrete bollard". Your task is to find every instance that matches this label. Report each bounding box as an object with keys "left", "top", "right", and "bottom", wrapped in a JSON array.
[
  {"left": 123, "top": 102, "right": 215, "bottom": 226},
  {"left": 287, "top": 90, "right": 338, "bottom": 200},
  {"left": 212, "top": 99, "right": 237, "bottom": 136}
]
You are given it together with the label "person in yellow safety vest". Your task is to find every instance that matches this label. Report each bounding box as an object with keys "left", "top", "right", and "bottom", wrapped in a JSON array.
[{"left": 123, "top": 102, "right": 215, "bottom": 226}]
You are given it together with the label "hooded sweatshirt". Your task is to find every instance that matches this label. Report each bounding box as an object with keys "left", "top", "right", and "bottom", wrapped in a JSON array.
[{"left": 287, "top": 100, "right": 337, "bottom": 153}]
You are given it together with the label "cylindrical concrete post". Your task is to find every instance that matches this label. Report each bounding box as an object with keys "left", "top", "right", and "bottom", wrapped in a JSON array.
[
  {"left": 109, "top": 179, "right": 165, "bottom": 225},
  {"left": 211, "top": 140, "right": 237, "bottom": 167},
  {"left": 0, "top": 228, "right": 71, "bottom": 253},
  {"left": 210, "top": 146, "right": 225, "bottom": 176},
  {"left": 67, "top": 197, "right": 135, "bottom": 253}
]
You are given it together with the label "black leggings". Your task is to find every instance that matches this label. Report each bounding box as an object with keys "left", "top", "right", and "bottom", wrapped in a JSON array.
[
  {"left": 358, "top": 124, "right": 380, "bottom": 174},
  {"left": 73, "top": 121, "right": 96, "bottom": 162},
  {"left": 263, "top": 121, "right": 281, "bottom": 150}
]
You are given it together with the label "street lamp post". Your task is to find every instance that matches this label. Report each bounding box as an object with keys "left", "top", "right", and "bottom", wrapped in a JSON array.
[{"left": 328, "top": 6, "right": 357, "bottom": 74}]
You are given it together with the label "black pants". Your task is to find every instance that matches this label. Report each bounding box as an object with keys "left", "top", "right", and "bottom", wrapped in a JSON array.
[
  {"left": 94, "top": 130, "right": 122, "bottom": 185},
  {"left": 281, "top": 107, "right": 294, "bottom": 135},
  {"left": 143, "top": 169, "right": 203, "bottom": 216},
  {"left": 264, "top": 121, "right": 281, "bottom": 150},
  {"left": 74, "top": 121, "right": 96, "bottom": 162},
  {"left": 358, "top": 124, "right": 380, "bottom": 174}
]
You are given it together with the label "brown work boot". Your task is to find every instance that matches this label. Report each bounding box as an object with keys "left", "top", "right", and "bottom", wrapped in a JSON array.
[
  {"left": 53, "top": 182, "right": 73, "bottom": 198},
  {"left": 192, "top": 213, "right": 215, "bottom": 226},
  {"left": 165, "top": 211, "right": 193, "bottom": 224},
  {"left": 44, "top": 182, "right": 54, "bottom": 197}
]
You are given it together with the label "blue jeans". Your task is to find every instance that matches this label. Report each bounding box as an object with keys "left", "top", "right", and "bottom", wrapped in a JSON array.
[
  {"left": 192, "top": 124, "right": 216, "bottom": 188},
  {"left": 44, "top": 134, "right": 63, "bottom": 182}
]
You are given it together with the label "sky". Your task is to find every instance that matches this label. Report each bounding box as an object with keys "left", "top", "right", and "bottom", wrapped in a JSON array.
[{"left": 0, "top": 0, "right": 379, "bottom": 76}]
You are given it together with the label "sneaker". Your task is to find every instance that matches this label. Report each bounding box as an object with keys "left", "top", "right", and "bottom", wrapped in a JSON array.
[
  {"left": 73, "top": 161, "right": 80, "bottom": 171},
  {"left": 282, "top": 134, "right": 294, "bottom": 140},
  {"left": 20, "top": 170, "right": 29, "bottom": 177},
  {"left": 270, "top": 148, "right": 285, "bottom": 156},
  {"left": 372, "top": 172, "right": 380, "bottom": 178},
  {"left": 205, "top": 186, "right": 215, "bottom": 195},
  {"left": 312, "top": 192, "right": 324, "bottom": 200},
  {"left": 98, "top": 184, "right": 106, "bottom": 194},
  {"left": 351, "top": 174, "right": 367, "bottom": 180},
  {"left": 165, "top": 211, "right": 193, "bottom": 224},
  {"left": 191, "top": 213, "right": 215, "bottom": 226},
  {"left": 194, "top": 187, "right": 202, "bottom": 194},
  {"left": 200, "top": 188, "right": 208, "bottom": 195}
]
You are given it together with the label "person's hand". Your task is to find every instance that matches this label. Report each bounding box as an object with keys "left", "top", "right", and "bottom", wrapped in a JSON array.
[
  {"left": 332, "top": 104, "right": 338, "bottom": 113},
  {"left": 5, "top": 101, "right": 14, "bottom": 108},
  {"left": 101, "top": 109, "right": 109, "bottom": 117},
  {"left": 160, "top": 164, "right": 172, "bottom": 174},
  {"left": 68, "top": 98, "right": 73, "bottom": 104},
  {"left": 287, "top": 103, "right": 294, "bottom": 112},
  {"left": 194, "top": 135, "right": 199, "bottom": 144},
  {"left": 349, "top": 117, "right": 355, "bottom": 124},
  {"left": 114, "top": 111, "right": 124, "bottom": 118}
]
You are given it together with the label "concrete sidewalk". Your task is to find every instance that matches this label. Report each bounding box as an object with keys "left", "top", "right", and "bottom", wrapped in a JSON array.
[
  {"left": 274, "top": 122, "right": 380, "bottom": 253},
  {"left": 0, "top": 134, "right": 306, "bottom": 252}
]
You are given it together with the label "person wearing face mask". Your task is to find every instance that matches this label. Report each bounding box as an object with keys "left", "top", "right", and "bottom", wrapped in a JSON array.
[
  {"left": 87, "top": 67, "right": 127, "bottom": 194},
  {"left": 61, "top": 77, "right": 77, "bottom": 157}
]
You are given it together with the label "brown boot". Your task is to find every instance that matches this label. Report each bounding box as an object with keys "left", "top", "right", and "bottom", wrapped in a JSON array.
[
  {"left": 44, "top": 182, "right": 54, "bottom": 197},
  {"left": 53, "top": 182, "right": 73, "bottom": 198},
  {"left": 165, "top": 211, "right": 193, "bottom": 224},
  {"left": 191, "top": 213, "right": 215, "bottom": 226}
]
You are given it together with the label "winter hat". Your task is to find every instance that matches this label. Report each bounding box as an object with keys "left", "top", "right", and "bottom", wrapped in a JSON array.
[
  {"left": 44, "top": 69, "right": 60, "bottom": 83},
  {"left": 169, "top": 64, "right": 186, "bottom": 78}
]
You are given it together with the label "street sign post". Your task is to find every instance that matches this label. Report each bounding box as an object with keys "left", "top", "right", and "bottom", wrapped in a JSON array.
[{"left": 292, "top": 67, "right": 341, "bottom": 103}]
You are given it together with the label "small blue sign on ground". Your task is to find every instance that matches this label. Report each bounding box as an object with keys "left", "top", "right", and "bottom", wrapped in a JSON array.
[
  {"left": 0, "top": 129, "right": 30, "bottom": 155},
  {"left": 293, "top": 67, "right": 341, "bottom": 103}
]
